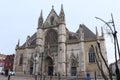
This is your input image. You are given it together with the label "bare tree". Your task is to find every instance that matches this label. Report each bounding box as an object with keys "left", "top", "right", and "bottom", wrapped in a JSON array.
[
  {"left": 92, "top": 45, "right": 108, "bottom": 80},
  {"left": 95, "top": 14, "right": 120, "bottom": 80}
]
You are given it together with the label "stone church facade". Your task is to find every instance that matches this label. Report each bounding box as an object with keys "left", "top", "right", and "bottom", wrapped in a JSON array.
[{"left": 13, "top": 5, "right": 108, "bottom": 77}]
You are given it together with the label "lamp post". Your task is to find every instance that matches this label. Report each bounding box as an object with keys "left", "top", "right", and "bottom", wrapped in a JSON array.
[
  {"left": 94, "top": 71, "right": 96, "bottom": 80},
  {"left": 39, "top": 52, "right": 45, "bottom": 80},
  {"left": 96, "top": 14, "right": 120, "bottom": 80},
  {"left": 58, "top": 72, "right": 60, "bottom": 80},
  {"left": 34, "top": 53, "right": 38, "bottom": 80}
]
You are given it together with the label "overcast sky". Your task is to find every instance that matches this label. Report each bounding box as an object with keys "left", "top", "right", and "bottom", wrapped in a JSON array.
[{"left": 0, "top": 0, "right": 120, "bottom": 64}]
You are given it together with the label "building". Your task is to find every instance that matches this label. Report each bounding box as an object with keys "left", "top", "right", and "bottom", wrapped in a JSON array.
[
  {"left": 0, "top": 54, "right": 6, "bottom": 61},
  {"left": 13, "top": 5, "right": 108, "bottom": 77},
  {"left": 109, "top": 59, "right": 120, "bottom": 75},
  {"left": 4, "top": 54, "right": 14, "bottom": 73},
  {"left": 0, "top": 54, "right": 6, "bottom": 72},
  {"left": 0, "top": 61, "right": 4, "bottom": 72}
]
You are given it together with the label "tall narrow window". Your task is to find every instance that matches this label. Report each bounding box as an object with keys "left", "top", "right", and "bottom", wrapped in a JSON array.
[
  {"left": 19, "top": 54, "right": 23, "bottom": 66},
  {"left": 88, "top": 46, "right": 95, "bottom": 63},
  {"left": 50, "top": 16, "right": 54, "bottom": 25}
]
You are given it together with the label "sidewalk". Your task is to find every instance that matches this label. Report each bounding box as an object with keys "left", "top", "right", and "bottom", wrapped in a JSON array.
[{"left": 0, "top": 74, "right": 34, "bottom": 80}]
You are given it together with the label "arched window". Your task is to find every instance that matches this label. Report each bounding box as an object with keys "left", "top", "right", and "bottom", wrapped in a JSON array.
[
  {"left": 88, "top": 46, "right": 95, "bottom": 63},
  {"left": 19, "top": 54, "right": 23, "bottom": 66},
  {"left": 45, "top": 29, "right": 58, "bottom": 53},
  {"left": 50, "top": 16, "right": 54, "bottom": 25}
]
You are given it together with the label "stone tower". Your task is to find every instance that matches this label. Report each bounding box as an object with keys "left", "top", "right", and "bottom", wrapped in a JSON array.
[
  {"left": 58, "top": 4, "right": 66, "bottom": 75},
  {"left": 34, "top": 10, "right": 44, "bottom": 74}
]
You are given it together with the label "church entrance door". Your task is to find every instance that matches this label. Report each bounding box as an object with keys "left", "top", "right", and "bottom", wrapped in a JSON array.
[
  {"left": 30, "top": 67, "right": 33, "bottom": 75},
  {"left": 45, "top": 56, "right": 54, "bottom": 76},
  {"left": 71, "top": 67, "right": 77, "bottom": 76},
  {"left": 48, "top": 66, "right": 53, "bottom": 76}
]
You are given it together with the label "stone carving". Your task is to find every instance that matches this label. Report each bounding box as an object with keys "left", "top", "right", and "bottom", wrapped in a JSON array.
[{"left": 70, "top": 51, "right": 79, "bottom": 67}]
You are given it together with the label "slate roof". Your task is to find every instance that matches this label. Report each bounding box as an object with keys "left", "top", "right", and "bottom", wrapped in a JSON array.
[
  {"left": 20, "top": 24, "right": 96, "bottom": 48},
  {"left": 21, "top": 33, "right": 36, "bottom": 48},
  {"left": 76, "top": 24, "right": 96, "bottom": 40}
]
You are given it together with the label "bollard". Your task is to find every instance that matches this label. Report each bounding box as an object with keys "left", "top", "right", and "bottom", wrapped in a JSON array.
[
  {"left": 43, "top": 74, "right": 45, "bottom": 80},
  {"left": 58, "top": 73, "right": 60, "bottom": 80},
  {"left": 8, "top": 74, "right": 10, "bottom": 80},
  {"left": 34, "top": 74, "right": 37, "bottom": 80},
  {"left": 50, "top": 76, "right": 52, "bottom": 80}
]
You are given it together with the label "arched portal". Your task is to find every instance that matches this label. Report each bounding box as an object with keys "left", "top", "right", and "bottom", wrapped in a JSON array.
[
  {"left": 70, "top": 53, "right": 78, "bottom": 76},
  {"left": 29, "top": 60, "right": 33, "bottom": 75},
  {"left": 44, "top": 56, "right": 54, "bottom": 76},
  {"left": 71, "top": 59, "right": 77, "bottom": 76}
]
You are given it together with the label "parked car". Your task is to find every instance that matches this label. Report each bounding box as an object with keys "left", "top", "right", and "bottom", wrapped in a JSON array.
[
  {"left": 0, "top": 70, "right": 5, "bottom": 75},
  {"left": 9, "top": 71, "right": 15, "bottom": 76}
]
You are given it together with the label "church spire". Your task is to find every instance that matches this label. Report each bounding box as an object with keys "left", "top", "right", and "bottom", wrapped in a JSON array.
[
  {"left": 17, "top": 39, "right": 20, "bottom": 47},
  {"left": 101, "top": 27, "right": 104, "bottom": 37},
  {"left": 38, "top": 10, "right": 43, "bottom": 29},
  {"left": 16, "top": 39, "right": 20, "bottom": 49},
  {"left": 25, "top": 35, "right": 30, "bottom": 47},
  {"left": 96, "top": 27, "right": 99, "bottom": 39},
  {"left": 52, "top": 5, "right": 54, "bottom": 10},
  {"left": 59, "top": 4, "right": 65, "bottom": 24}
]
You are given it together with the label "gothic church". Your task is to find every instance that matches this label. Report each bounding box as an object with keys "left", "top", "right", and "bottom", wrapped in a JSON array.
[{"left": 13, "top": 5, "right": 108, "bottom": 77}]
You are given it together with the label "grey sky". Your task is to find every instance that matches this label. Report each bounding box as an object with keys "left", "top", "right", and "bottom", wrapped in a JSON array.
[{"left": 0, "top": 0, "right": 120, "bottom": 64}]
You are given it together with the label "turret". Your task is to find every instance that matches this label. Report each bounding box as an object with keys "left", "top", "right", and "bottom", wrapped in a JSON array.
[
  {"left": 34, "top": 10, "right": 44, "bottom": 75},
  {"left": 38, "top": 10, "right": 43, "bottom": 29},
  {"left": 36, "top": 10, "right": 44, "bottom": 48},
  {"left": 58, "top": 4, "right": 66, "bottom": 43},
  {"left": 58, "top": 4, "right": 66, "bottom": 75},
  {"left": 96, "top": 27, "right": 99, "bottom": 39},
  {"left": 59, "top": 4, "right": 65, "bottom": 24},
  {"left": 25, "top": 35, "right": 30, "bottom": 47},
  {"left": 79, "top": 24, "right": 84, "bottom": 40},
  {"left": 101, "top": 27, "right": 104, "bottom": 37},
  {"left": 15, "top": 39, "right": 20, "bottom": 49}
]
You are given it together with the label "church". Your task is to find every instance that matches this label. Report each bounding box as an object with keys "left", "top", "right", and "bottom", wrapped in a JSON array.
[{"left": 13, "top": 5, "right": 108, "bottom": 77}]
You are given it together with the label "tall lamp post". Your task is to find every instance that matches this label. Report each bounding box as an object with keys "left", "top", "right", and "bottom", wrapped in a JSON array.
[
  {"left": 34, "top": 53, "right": 38, "bottom": 80},
  {"left": 96, "top": 14, "right": 120, "bottom": 80},
  {"left": 39, "top": 52, "right": 45, "bottom": 80}
]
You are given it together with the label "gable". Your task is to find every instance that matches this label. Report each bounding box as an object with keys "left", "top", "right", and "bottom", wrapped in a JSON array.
[{"left": 44, "top": 8, "right": 59, "bottom": 27}]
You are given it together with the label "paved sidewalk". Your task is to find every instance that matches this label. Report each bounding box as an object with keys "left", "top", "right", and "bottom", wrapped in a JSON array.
[{"left": 0, "top": 75, "right": 35, "bottom": 80}]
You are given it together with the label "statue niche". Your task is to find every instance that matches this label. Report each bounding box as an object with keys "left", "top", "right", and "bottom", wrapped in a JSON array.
[{"left": 44, "top": 29, "right": 58, "bottom": 55}]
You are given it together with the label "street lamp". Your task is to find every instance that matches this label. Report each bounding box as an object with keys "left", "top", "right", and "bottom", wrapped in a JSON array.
[
  {"left": 34, "top": 53, "right": 38, "bottom": 80},
  {"left": 39, "top": 52, "right": 45, "bottom": 80},
  {"left": 94, "top": 71, "right": 96, "bottom": 80},
  {"left": 96, "top": 14, "right": 120, "bottom": 80}
]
